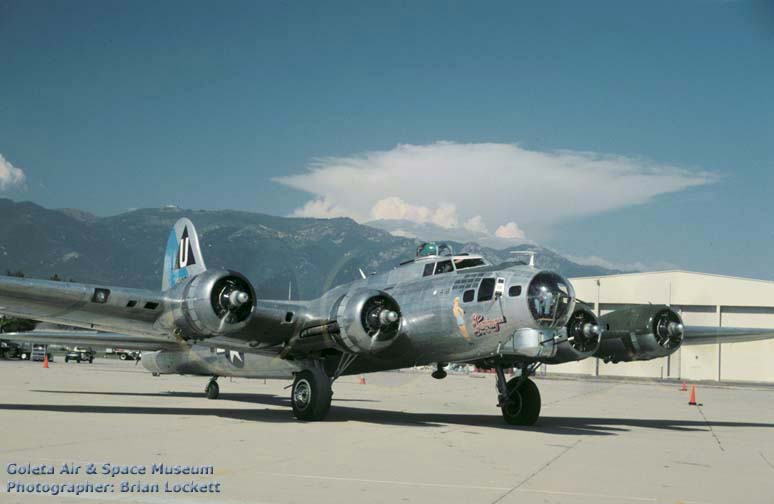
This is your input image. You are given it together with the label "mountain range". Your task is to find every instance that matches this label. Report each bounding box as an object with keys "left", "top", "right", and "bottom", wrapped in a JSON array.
[{"left": 0, "top": 199, "right": 620, "bottom": 299}]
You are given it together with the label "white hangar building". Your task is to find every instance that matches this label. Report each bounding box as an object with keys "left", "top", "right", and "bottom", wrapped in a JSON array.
[{"left": 547, "top": 270, "right": 774, "bottom": 383}]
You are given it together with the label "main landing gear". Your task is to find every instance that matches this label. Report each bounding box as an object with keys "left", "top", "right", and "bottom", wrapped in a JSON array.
[
  {"left": 290, "top": 353, "right": 356, "bottom": 421},
  {"left": 495, "top": 364, "right": 541, "bottom": 426},
  {"left": 291, "top": 368, "right": 332, "bottom": 421}
]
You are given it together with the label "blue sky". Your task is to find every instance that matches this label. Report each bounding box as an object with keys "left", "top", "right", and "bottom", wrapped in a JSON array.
[{"left": 0, "top": 0, "right": 772, "bottom": 278}]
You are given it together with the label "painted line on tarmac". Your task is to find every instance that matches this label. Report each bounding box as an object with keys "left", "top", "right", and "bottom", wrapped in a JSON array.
[
  {"left": 249, "top": 470, "right": 702, "bottom": 504},
  {"left": 9, "top": 490, "right": 280, "bottom": 504},
  {"left": 696, "top": 405, "right": 725, "bottom": 452},
  {"left": 516, "top": 488, "right": 656, "bottom": 502},
  {"left": 250, "top": 471, "right": 512, "bottom": 491},
  {"left": 761, "top": 452, "right": 774, "bottom": 471},
  {"left": 516, "top": 488, "right": 711, "bottom": 504},
  {"left": 490, "top": 440, "right": 582, "bottom": 504}
]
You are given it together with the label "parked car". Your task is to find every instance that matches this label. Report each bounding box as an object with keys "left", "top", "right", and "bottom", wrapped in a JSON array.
[{"left": 65, "top": 347, "right": 94, "bottom": 363}]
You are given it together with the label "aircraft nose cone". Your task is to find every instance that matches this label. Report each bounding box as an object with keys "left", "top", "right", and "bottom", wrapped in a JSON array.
[{"left": 527, "top": 271, "right": 576, "bottom": 328}]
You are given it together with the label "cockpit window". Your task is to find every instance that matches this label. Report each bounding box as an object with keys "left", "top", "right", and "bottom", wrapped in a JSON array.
[
  {"left": 422, "top": 263, "right": 435, "bottom": 277},
  {"left": 462, "top": 289, "right": 475, "bottom": 302},
  {"left": 478, "top": 278, "right": 496, "bottom": 302},
  {"left": 509, "top": 285, "right": 522, "bottom": 297},
  {"left": 454, "top": 258, "right": 485, "bottom": 270},
  {"left": 434, "top": 260, "right": 454, "bottom": 274}
]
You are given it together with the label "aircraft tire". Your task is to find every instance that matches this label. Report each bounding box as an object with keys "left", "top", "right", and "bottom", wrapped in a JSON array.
[
  {"left": 291, "top": 369, "right": 332, "bottom": 421},
  {"left": 501, "top": 377, "right": 541, "bottom": 426},
  {"left": 206, "top": 380, "right": 219, "bottom": 400}
]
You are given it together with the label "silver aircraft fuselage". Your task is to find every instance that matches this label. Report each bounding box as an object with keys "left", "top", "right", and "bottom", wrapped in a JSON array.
[{"left": 142, "top": 255, "right": 576, "bottom": 379}]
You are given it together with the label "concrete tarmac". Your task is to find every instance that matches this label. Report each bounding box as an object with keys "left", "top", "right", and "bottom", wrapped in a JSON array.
[{"left": 0, "top": 358, "right": 773, "bottom": 504}]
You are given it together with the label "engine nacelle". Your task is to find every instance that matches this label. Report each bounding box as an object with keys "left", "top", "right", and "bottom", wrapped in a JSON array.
[
  {"left": 542, "top": 306, "right": 602, "bottom": 364},
  {"left": 332, "top": 289, "right": 402, "bottom": 354},
  {"left": 594, "top": 305, "right": 684, "bottom": 363},
  {"left": 173, "top": 269, "right": 255, "bottom": 338}
]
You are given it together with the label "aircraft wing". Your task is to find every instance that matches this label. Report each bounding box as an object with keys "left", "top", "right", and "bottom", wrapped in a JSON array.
[
  {"left": 0, "top": 219, "right": 319, "bottom": 352},
  {"left": 0, "top": 275, "right": 173, "bottom": 339},
  {"left": 0, "top": 330, "right": 179, "bottom": 351},
  {"left": 0, "top": 329, "right": 292, "bottom": 358},
  {"left": 596, "top": 304, "right": 774, "bottom": 345},
  {"left": 683, "top": 326, "right": 774, "bottom": 345}
]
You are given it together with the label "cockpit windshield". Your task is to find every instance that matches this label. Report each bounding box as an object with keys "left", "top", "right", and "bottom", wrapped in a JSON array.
[
  {"left": 434, "top": 260, "right": 454, "bottom": 274},
  {"left": 454, "top": 258, "right": 485, "bottom": 270}
]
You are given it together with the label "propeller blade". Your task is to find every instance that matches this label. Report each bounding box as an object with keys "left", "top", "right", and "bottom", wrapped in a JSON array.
[{"left": 218, "top": 312, "right": 229, "bottom": 334}]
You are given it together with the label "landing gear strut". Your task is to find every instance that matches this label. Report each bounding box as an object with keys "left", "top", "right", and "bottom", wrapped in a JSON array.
[
  {"left": 205, "top": 377, "right": 219, "bottom": 400},
  {"left": 495, "top": 364, "right": 541, "bottom": 426},
  {"left": 291, "top": 367, "right": 332, "bottom": 421}
]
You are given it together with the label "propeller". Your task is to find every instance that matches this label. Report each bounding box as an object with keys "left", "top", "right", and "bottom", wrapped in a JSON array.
[
  {"left": 361, "top": 296, "right": 401, "bottom": 350},
  {"left": 565, "top": 309, "right": 601, "bottom": 353},
  {"left": 654, "top": 310, "right": 684, "bottom": 349},
  {"left": 215, "top": 287, "right": 251, "bottom": 334}
]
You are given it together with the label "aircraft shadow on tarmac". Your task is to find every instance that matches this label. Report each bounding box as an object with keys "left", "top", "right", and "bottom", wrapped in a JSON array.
[{"left": 1, "top": 390, "right": 771, "bottom": 435}]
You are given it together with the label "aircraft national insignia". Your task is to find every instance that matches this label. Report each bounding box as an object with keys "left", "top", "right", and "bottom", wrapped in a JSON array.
[
  {"left": 175, "top": 227, "right": 196, "bottom": 269},
  {"left": 216, "top": 348, "right": 245, "bottom": 368}
]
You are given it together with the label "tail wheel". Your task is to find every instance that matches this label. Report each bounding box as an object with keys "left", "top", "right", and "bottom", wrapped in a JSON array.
[
  {"left": 501, "top": 377, "right": 541, "bottom": 426},
  {"left": 291, "top": 370, "right": 332, "bottom": 421}
]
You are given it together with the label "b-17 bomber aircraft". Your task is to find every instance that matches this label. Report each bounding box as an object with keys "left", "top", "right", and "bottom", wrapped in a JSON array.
[{"left": 2, "top": 219, "right": 773, "bottom": 425}]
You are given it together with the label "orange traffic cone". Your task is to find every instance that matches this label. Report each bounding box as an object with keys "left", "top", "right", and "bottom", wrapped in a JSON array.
[
  {"left": 681, "top": 381, "right": 687, "bottom": 391},
  {"left": 42, "top": 354, "right": 49, "bottom": 369},
  {"left": 358, "top": 375, "right": 366, "bottom": 385},
  {"left": 688, "top": 385, "right": 697, "bottom": 405}
]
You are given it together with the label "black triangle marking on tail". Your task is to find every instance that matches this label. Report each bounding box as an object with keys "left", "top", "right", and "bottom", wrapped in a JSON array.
[{"left": 175, "top": 226, "right": 197, "bottom": 269}]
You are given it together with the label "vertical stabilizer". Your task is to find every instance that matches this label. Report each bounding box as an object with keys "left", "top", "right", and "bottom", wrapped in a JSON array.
[{"left": 161, "top": 218, "right": 207, "bottom": 291}]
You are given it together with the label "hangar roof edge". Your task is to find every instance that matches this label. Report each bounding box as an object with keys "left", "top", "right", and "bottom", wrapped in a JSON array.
[{"left": 569, "top": 269, "right": 774, "bottom": 285}]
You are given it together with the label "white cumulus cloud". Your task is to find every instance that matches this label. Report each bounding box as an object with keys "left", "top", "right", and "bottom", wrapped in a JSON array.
[
  {"left": 291, "top": 197, "right": 351, "bottom": 219},
  {"left": 495, "top": 221, "right": 526, "bottom": 239},
  {"left": 369, "top": 196, "right": 459, "bottom": 228},
  {"left": 0, "top": 154, "right": 26, "bottom": 191},
  {"left": 463, "top": 215, "right": 489, "bottom": 234},
  {"left": 275, "top": 142, "right": 715, "bottom": 237}
]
